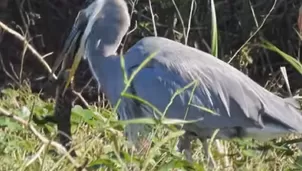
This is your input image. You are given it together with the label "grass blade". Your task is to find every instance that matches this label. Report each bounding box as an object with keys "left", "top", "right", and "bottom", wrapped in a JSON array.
[
  {"left": 210, "top": 0, "right": 218, "bottom": 57},
  {"left": 261, "top": 39, "right": 302, "bottom": 74}
]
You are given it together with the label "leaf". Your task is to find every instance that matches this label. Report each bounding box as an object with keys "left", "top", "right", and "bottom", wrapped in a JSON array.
[
  {"left": 5, "top": 120, "right": 22, "bottom": 131},
  {"left": 242, "top": 149, "right": 258, "bottom": 157},
  {"left": 117, "top": 117, "right": 201, "bottom": 126},
  {"left": 161, "top": 118, "right": 202, "bottom": 125},
  {"left": 190, "top": 104, "right": 218, "bottom": 116},
  {"left": 88, "top": 156, "right": 120, "bottom": 170},
  {"left": 117, "top": 118, "right": 158, "bottom": 125},
  {"left": 71, "top": 105, "right": 97, "bottom": 126},
  {"left": 210, "top": 0, "right": 218, "bottom": 57},
  {"left": 142, "top": 130, "right": 185, "bottom": 170},
  {"left": 157, "top": 159, "right": 204, "bottom": 171},
  {"left": 0, "top": 117, "right": 22, "bottom": 131},
  {"left": 261, "top": 39, "right": 302, "bottom": 74},
  {"left": 73, "top": 106, "right": 94, "bottom": 120}
]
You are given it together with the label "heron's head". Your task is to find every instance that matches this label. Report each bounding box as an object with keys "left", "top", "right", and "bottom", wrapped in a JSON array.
[
  {"left": 61, "top": 0, "right": 130, "bottom": 60},
  {"left": 59, "top": 0, "right": 130, "bottom": 88}
]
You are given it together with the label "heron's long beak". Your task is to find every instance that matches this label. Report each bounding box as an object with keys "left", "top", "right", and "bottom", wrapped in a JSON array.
[
  {"left": 51, "top": 10, "right": 88, "bottom": 92},
  {"left": 52, "top": 25, "right": 82, "bottom": 77},
  {"left": 49, "top": 25, "right": 81, "bottom": 93},
  {"left": 62, "top": 26, "right": 82, "bottom": 58},
  {"left": 62, "top": 24, "right": 86, "bottom": 93}
]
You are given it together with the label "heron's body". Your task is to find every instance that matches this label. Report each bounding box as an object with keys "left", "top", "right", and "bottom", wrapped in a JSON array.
[
  {"left": 90, "top": 36, "right": 302, "bottom": 141},
  {"left": 62, "top": 0, "right": 302, "bottom": 164}
]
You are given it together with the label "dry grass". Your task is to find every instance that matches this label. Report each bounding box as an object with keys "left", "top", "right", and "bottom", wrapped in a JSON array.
[{"left": 1, "top": 86, "right": 302, "bottom": 171}]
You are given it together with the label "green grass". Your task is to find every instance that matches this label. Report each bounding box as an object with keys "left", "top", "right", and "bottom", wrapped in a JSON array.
[
  {"left": 1, "top": 85, "right": 302, "bottom": 171},
  {"left": 1, "top": 1, "right": 302, "bottom": 170}
]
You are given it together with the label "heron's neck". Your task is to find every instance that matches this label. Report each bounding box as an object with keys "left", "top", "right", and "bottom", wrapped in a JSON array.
[{"left": 87, "top": 54, "right": 123, "bottom": 105}]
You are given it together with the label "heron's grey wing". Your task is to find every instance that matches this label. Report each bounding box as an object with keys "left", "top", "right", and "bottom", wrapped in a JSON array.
[
  {"left": 126, "top": 37, "right": 302, "bottom": 135},
  {"left": 128, "top": 60, "right": 259, "bottom": 131}
]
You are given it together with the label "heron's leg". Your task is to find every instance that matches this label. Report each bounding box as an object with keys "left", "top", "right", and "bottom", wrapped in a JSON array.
[
  {"left": 200, "top": 139, "right": 217, "bottom": 168},
  {"left": 177, "top": 132, "right": 194, "bottom": 162}
]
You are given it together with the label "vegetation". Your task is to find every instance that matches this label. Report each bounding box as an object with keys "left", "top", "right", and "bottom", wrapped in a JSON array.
[{"left": 1, "top": 0, "right": 302, "bottom": 170}]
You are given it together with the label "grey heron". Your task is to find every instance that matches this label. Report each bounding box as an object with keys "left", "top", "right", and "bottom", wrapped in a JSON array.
[{"left": 61, "top": 0, "right": 302, "bottom": 164}]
